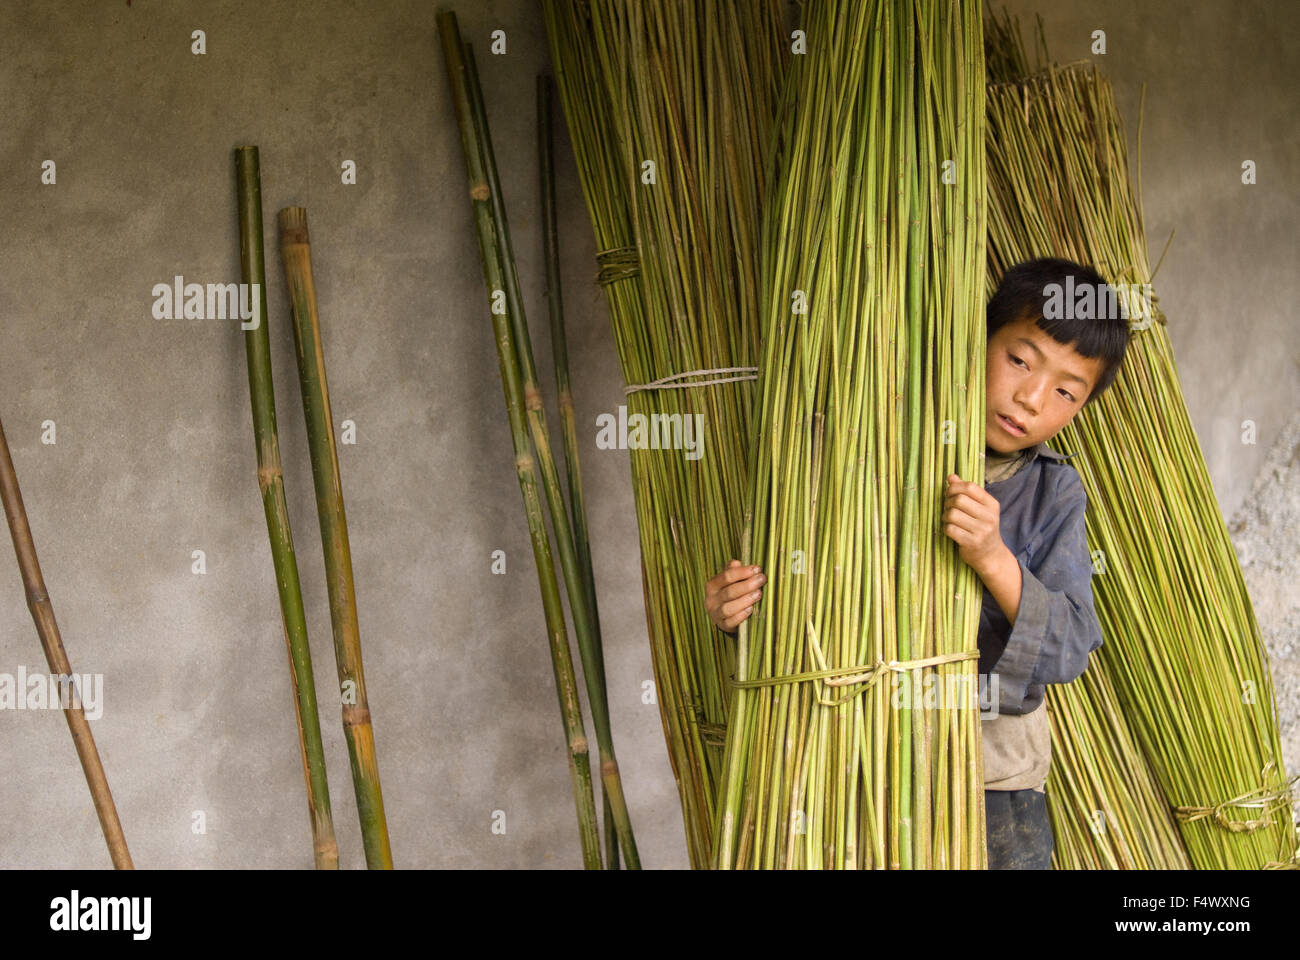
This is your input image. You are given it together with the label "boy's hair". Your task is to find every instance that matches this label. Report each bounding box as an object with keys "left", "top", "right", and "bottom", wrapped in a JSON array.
[{"left": 987, "top": 257, "right": 1131, "bottom": 405}]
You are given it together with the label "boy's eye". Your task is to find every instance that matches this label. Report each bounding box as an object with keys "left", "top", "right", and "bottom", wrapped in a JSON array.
[{"left": 1011, "top": 352, "right": 1075, "bottom": 402}]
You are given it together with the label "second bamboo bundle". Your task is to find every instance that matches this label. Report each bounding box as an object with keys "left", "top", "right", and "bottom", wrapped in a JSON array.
[
  {"left": 713, "top": 0, "right": 989, "bottom": 869},
  {"left": 984, "top": 12, "right": 1297, "bottom": 870}
]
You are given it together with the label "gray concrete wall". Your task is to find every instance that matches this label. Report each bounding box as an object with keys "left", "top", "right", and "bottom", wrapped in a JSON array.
[{"left": 0, "top": 0, "right": 1293, "bottom": 869}]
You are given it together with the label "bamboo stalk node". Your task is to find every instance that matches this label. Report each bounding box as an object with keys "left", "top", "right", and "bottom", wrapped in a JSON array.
[
  {"left": 256, "top": 462, "right": 282, "bottom": 493},
  {"left": 341, "top": 703, "right": 372, "bottom": 728}
]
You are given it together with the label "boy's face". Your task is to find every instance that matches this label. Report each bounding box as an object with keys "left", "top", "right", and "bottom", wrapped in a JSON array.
[{"left": 985, "top": 315, "right": 1105, "bottom": 454}]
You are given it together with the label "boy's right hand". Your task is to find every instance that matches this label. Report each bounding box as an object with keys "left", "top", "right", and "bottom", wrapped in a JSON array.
[{"left": 704, "top": 560, "right": 766, "bottom": 634}]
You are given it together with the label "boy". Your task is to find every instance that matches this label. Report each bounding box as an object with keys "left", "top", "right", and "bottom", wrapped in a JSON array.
[{"left": 704, "top": 257, "right": 1131, "bottom": 869}]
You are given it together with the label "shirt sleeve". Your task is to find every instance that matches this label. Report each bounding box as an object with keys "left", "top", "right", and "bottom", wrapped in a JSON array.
[{"left": 978, "top": 469, "right": 1103, "bottom": 716}]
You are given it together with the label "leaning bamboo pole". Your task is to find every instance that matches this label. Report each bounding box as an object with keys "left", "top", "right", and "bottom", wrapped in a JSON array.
[
  {"left": 713, "top": 0, "right": 989, "bottom": 869},
  {"left": 983, "top": 11, "right": 1297, "bottom": 869},
  {"left": 459, "top": 38, "right": 640, "bottom": 868},
  {"left": 537, "top": 73, "right": 619, "bottom": 869},
  {"left": 436, "top": 11, "right": 604, "bottom": 869},
  {"left": 235, "top": 146, "right": 339, "bottom": 870},
  {"left": 277, "top": 206, "right": 393, "bottom": 870},
  {"left": 0, "top": 416, "right": 133, "bottom": 869}
]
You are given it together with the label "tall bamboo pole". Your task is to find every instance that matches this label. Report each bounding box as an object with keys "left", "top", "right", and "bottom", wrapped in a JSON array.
[
  {"left": 278, "top": 206, "right": 393, "bottom": 869},
  {"left": 459, "top": 32, "right": 641, "bottom": 869},
  {"left": 436, "top": 11, "right": 604, "bottom": 869},
  {"left": 0, "top": 416, "right": 133, "bottom": 869},
  {"left": 537, "top": 73, "right": 619, "bottom": 870},
  {"left": 235, "top": 146, "right": 338, "bottom": 870}
]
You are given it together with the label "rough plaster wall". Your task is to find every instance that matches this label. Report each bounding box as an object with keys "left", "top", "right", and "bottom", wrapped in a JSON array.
[
  {"left": 0, "top": 1, "right": 1293, "bottom": 869},
  {"left": 1229, "top": 411, "right": 1300, "bottom": 784}
]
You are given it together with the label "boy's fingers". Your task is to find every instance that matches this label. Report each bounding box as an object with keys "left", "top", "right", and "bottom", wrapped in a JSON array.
[
  {"left": 727, "top": 562, "right": 763, "bottom": 582},
  {"left": 944, "top": 512, "right": 977, "bottom": 536},
  {"left": 708, "top": 560, "right": 761, "bottom": 588},
  {"left": 721, "top": 574, "right": 766, "bottom": 600},
  {"left": 946, "top": 492, "right": 973, "bottom": 512},
  {"left": 720, "top": 591, "right": 762, "bottom": 618},
  {"left": 723, "top": 605, "right": 754, "bottom": 630}
]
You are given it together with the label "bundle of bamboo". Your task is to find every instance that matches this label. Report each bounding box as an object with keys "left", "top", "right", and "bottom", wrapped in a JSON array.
[
  {"left": 542, "top": 0, "right": 787, "bottom": 867},
  {"left": 712, "top": 0, "right": 988, "bottom": 869},
  {"left": 984, "top": 12, "right": 1297, "bottom": 870},
  {"left": 1045, "top": 663, "right": 1190, "bottom": 868}
]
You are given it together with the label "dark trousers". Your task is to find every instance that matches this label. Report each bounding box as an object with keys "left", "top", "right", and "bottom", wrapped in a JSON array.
[{"left": 985, "top": 788, "right": 1054, "bottom": 870}]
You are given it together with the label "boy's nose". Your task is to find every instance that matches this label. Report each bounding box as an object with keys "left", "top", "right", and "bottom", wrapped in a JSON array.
[{"left": 1013, "top": 387, "right": 1043, "bottom": 415}]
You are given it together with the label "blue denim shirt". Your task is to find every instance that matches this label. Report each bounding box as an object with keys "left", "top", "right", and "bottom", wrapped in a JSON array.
[{"left": 978, "top": 441, "right": 1104, "bottom": 716}]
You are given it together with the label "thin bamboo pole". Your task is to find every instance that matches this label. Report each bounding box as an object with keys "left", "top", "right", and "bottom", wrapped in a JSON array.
[
  {"left": 277, "top": 206, "right": 393, "bottom": 870},
  {"left": 537, "top": 73, "right": 619, "bottom": 870},
  {"left": 437, "top": 11, "right": 603, "bottom": 869},
  {"left": 235, "top": 146, "right": 339, "bottom": 870},
  {"left": 460, "top": 41, "right": 640, "bottom": 869},
  {"left": 0, "top": 416, "right": 133, "bottom": 869}
]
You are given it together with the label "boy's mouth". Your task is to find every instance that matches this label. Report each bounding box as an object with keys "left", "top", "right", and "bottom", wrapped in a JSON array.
[{"left": 996, "top": 412, "right": 1027, "bottom": 436}]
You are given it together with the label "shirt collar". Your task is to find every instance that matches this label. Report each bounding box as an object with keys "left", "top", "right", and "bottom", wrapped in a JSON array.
[
  {"left": 983, "top": 439, "right": 1077, "bottom": 487},
  {"left": 1029, "top": 440, "right": 1076, "bottom": 462}
]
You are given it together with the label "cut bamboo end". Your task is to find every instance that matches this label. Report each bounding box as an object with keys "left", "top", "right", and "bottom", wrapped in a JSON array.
[{"left": 278, "top": 207, "right": 310, "bottom": 245}]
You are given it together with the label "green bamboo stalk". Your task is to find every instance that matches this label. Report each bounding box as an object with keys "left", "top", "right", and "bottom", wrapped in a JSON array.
[
  {"left": 460, "top": 40, "right": 640, "bottom": 869},
  {"left": 436, "top": 11, "right": 603, "bottom": 870},
  {"left": 234, "top": 146, "right": 338, "bottom": 871},
  {"left": 277, "top": 206, "right": 393, "bottom": 870},
  {"left": 536, "top": 73, "right": 620, "bottom": 870},
  {"left": 0, "top": 415, "right": 133, "bottom": 869}
]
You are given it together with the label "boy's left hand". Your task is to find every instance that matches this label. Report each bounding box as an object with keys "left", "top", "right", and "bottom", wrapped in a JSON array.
[{"left": 942, "top": 474, "right": 1007, "bottom": 575}]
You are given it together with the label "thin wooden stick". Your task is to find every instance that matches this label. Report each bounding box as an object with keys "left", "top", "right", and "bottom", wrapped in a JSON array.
[
  {"left": 0, "top": 416, "right": 133, "bottom": 869},
  {"left": 278, "top": 206, "right": 393, "bottom": 869},
  {"left": 235, "top": 146, "right": 339, "bottom": 870}
]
